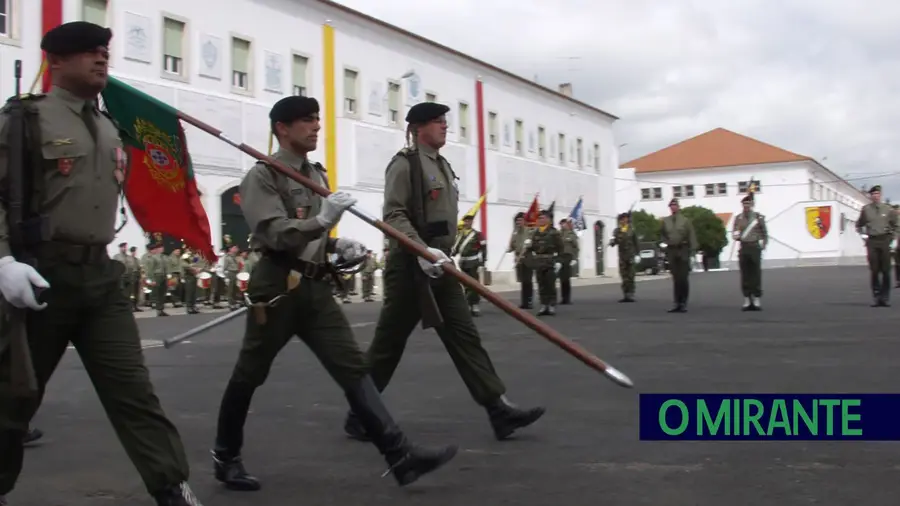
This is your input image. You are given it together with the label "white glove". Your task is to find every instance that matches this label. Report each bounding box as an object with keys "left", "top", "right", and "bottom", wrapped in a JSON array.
[
  {"left": 659, "top": 242, "right": 668, "bottom": 249},
  {"left": 860, "top": 233, "right": 869, "bottom": 241},
  {"left": 417, "top": 247, "right": 450, "bottom": 278},
  {"left": 0, "top": 256, "right": 50, "bottom": 310},
  {"left": 732, "top": 231, "right": 741, "bottom": 240},
  {"left": 334, "top": 237, "right": 366, "bottom": 262},
  {"left": 315, "top": 191, "right": 357, "bottom": 229},
  {"left": 570, "top": 260, "right": 576, "bottom": 266},
  {"left": 523, "top": 239, "right": 532, "bottom": 247},
  {"left": 633, "top": 255, "right": 641, "bottom": 264}
]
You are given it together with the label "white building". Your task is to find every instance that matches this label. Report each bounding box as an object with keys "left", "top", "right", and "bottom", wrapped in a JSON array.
[
  {"left": 618, "top": 128, "right": 872, "bottom": 268},
  {"left": 1, "top": 0, "right": 620, "bottom": 280}
]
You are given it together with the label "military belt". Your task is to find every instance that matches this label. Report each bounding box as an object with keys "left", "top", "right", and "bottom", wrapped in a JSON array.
[
  {"left": 461, "top": 254, "right": 480, "bottom": 261},
  {"left": 262, "top": 252, "right": 332, "bottom": 281},
  {"left": 37, "top": 242, "right": 108, "bottom": 264}
]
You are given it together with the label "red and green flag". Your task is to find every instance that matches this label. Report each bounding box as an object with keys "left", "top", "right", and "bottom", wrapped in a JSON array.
[{"left": 100, "top": 76, "right": 216, "bottom": 261}]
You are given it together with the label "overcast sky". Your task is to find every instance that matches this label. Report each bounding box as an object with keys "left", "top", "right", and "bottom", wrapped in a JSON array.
[{"left": 334, "top": 0, "right": 900, "bottom": 198}]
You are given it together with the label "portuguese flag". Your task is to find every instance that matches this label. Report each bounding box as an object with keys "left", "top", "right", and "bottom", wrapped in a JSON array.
[{"left": 100, "top": 76, "right": 216, "bottom": 261}]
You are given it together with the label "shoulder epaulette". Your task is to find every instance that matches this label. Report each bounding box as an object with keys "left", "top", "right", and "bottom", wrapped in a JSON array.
[
  {"left": 0, "top": 93, "right": 45, "bottom": 113},
  {"left": 313, "top": 162, "right": 327, "bottom": 173}
]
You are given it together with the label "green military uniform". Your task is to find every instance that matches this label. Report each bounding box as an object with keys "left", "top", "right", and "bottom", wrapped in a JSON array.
[
  {"left": 113, "top": 243, "right": 135, "bottom": 301},
  {"left": 128, "top": 247, "right": 142, "bottom": 310},
  {"left": 660, "top": 198, "right": 698, "bottom": 313},
  {"left": 558, "top": 219, "right": 579, "bottom": 304},
  {"left": 856, "top": 185, "right": 899, "bottom": 306},
  {"left": 610, "top": 213, "right": 639, "bottom": 302},
  {"left": 345, "top": 102, "right": 544, "bottom": 443},
  {"left": 242, "top": 250, "right": 260, "bottom": 274},
  {"left": 142, "top": 247, "right": 169, "bottom": 316},
  {"left": 212, "top": 96, "right": 455, "bottom": 491},
  {"left": 525, "top": 212, "right": 564, "bottom": 315},
  {"left": 0, "top": 22, "right": 199, "bottom": 506},
  {"left": 732, "top": 194, "right": 768, "bottom": 310},
  {"left": 361, "top": 251, "right": 378, "bottom": 301},
  {"left": 223, "top": 251, "right": 240, "bottom": 309},
  {"left": 182, "top": 251, "right": 202, "bottom": 314},
  {"left": 507, "top": 213, "right": 534, "bottom": 308},
  {"left": 167, "top": 250, "right": 184, "bottom": 307},
  {"left": 451, "top": 216, "right": 487, "bottom": 315}
]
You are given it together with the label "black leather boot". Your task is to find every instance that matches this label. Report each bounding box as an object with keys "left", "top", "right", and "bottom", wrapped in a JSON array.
[
  {"left": 212, "top": 381, "right": 261, "bottom": 491},
  {"left": 344, "top": 411, "right": 370, "bottom": 441},
  {"left": 153, "top": 482, "right": 203, "bottom": 506},
  {"left": 486, "top": 396, "right": 546, "bottom": 440},
  {"left": 23, "top": 427, "right": 43, "bottom": 445},
  {"left": 344, "top": 376, "right": 457, "bottom": 486}
]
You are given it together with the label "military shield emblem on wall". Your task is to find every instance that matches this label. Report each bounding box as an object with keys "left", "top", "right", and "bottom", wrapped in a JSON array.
[{"left": 805, "top": 205, "right": 832, "bottom": 239}]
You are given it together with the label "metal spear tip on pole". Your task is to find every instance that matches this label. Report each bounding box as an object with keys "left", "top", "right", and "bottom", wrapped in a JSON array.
[{"left": 603, "top": 365, "right": 634, "bottom": 388}]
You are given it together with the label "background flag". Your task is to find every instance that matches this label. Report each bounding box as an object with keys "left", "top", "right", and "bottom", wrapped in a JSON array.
[
  {"left": 458, "top": 191, "right": 488, "bottom": 229},
  {"left": 100, "top": 76, "right": 216, "bottom": 261},
  {"left": 523, "top": 195, "right": 540, "bottom": 225},
  {"left": 568, "top": 196, "right": 586, "bottom": 232}
]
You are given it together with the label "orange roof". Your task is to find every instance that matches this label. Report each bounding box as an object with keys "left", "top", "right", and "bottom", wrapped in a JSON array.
[
  {"left": 621, "top": 128, "right": 811, "bottom": 173},
  {"left": 715, "top": 213, "right": 733, "bottom": 225}
]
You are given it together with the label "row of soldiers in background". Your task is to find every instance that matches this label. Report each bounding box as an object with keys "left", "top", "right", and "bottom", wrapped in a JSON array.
[
  {"left": 506, "top": 210, "right": 580, "bottom": 316},
  {"left": 331, "top": 249, "right": 384, "bottom": 303},
  {"left": 112, "top": 240, "right": 261, "bottom": 316}
]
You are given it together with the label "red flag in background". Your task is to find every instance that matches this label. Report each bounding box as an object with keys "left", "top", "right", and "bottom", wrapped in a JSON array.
[{"left": 523, "top": 195, "right": 540, "bottom": 226}]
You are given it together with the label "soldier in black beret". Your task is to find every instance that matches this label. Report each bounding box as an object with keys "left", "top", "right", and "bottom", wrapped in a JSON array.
[
  {"left": 856, "top": 184, "right": 899, "bottom": 306},
  {"left": 524, "top": 209, "right": 564, "bottom": 314},
  {"left": 269, "top": 96, "right": 320, "bottom": 136},
  {"left": 40, "top": 21, "right": 113, "bottom": 96},
  {"left": 660, "top": 195, "right": 697, "bottom": 312}
]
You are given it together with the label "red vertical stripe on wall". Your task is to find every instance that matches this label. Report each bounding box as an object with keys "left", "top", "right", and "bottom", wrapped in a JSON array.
[
  {"left": 41, "top": 0, "right": 64, "bottom": 92},
  {"left": 475, "top": 79, "right": 488, "bottom": 238}
]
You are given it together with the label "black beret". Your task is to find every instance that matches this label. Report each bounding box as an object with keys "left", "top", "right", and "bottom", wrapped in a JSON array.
[
  {"left": 869, "top": 185, "right": 882, "bottom": 194},
  {"left": 741, "top": 194, "right": 754, "bottom": 203},
  {"left": 539, "top": 209, "right": 552, "bottom": 217},
  {"left": 514, "top": 212, "right": 525, "bottom": 219},
  {"left": 129, "top": 246, "right": 137, "bottom": 252},
  {"left": 270, "top": 96, "right": 319, "bottom": 126},
  {"left": 617, "top": 212, "right": 629, "bottom": 220},
  {"left": 118, "top": 242, "right": 127, "bottom": 247},
  {"left": 669, "top": 198, "right": 679, "bottom": 206},
  {"left": 41, "top": 21, "right": 112, "bottom": 56},
  {"left": 406, "top": 102, "right": 449, "bottom": 124},
  {"left": 462, "top": 214, "right": 474, "bottom": 220}
]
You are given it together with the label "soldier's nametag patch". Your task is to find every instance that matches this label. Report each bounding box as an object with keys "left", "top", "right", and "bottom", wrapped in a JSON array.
[{"left": 58, "top": 158, "right": 74, "bottom": 175}]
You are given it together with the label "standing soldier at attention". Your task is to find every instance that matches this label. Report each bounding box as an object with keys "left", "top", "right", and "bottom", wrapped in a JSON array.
[
  {"left": 731, "top": 194, "right": 768, "bottom": 311},
  {"left": 451, "top": 214, "right": 487, "bottom": 315},
  {"left": 223, "top": 244, "right": 241, "bottom": 310},
  {"left": 659, "top": 198, "right": 697, "bottom": 313},
  {"left": 0, "top": 21, "right": 205, "bottom": 505},
  {"left": 361, "top": 249, "right": 378, "bottom": 302},
  {"left": 343, "top": 102, "right": 545, "bottom": 443},
  {"left": 143, "top": 242, "right": 169, "bottom": 317},
  {"left": 113, "top": 241, "right": 135, "bottom": 302},
  {"left": 210, "top": 95, "right": 457, "bottom": 492},
  {"left": 557, "top": 218, "right": 579, "bottom": 305},
  {"left": 181, "top": 249, "right": 201, "bottom": 315},
  {"left": 855, "top": 185, "right": 899, "bottom": 307},
  {"left": 525, "top": 210, "right": 563, "bottom": 315},
  {"left": 507, "top": 212, "right": 533, "bottom": 308},
  {"left": 610, "top": 212, "right": 639, "bottom": 303}
]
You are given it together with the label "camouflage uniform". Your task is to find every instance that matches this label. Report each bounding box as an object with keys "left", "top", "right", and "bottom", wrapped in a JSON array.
[
  {"left": 525, "top": 211, "right": 564, "bottom": 316},
  {"left": 610, "top": 213, "right": 639, "bottom": 302}
]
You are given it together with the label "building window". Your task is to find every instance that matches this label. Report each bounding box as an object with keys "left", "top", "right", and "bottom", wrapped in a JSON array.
[
  {"left": 82, "top": 0, "right": 108, "bottom": 26},
  {"left": 558, "top": 133, "right": 566, "bottom": 162},
  {"left": 593, "top": 143, "right": 600, "bottom": 172},
  {"left": 705, "top": 182, "right": 727, "bottom": 196},
  {"left": 425, "top": 92, "right": 437, "bottom": 102},
  {"left": 641, "top": 187, "right": 663, "bottom": 201},
  {"left": 537, "top": 126, "right": 546, "bottom": 159},
  {"left": 514, "top": 119, "right": 524, "bottom": 155},
  {"left": 738, "top": 180, "right": 761, "bottom": 194},
  {"left": 292, "top": 54, "right": 308, "bottom": 96},
  {"left": 488, "top": 112, "right": 498, "bottom": 148},
  {"left": 386, "top": 81, "right": 400, "bottom": 124},
  {"left": 576, "top": 138, "right": 583, "bottom": 167},
  {"left": 673, "top": 185, "right": 695, "bottom": 198},
  {"left": 343, "top": 68, "right": 358, "bottom": 115},
  {"left": 0, "top": 0, "right": 12, "bottom": 38},
  {"left": 458, "top": 102, "right": 469, "bottom": 141},
  {"left": 162, "top": 17, "right": 186, "bottom": 78},
  {"left": 231, "top": 37, "right": 251, "bottom": 91}
]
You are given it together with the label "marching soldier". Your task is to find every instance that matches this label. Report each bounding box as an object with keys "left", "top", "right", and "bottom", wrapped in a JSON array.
[
  {"left": 143, "top": 242, "right": 169, "bottom": 316},
  {"left": 0, "top": 21, "right": 204, "bottom": 505},
  {"left": 223, "top": 245, "right": 240, "bottom": 310},
  {"left": 168, "top": 247, "right": 184, "bottom": 308},
  {"left": 610, "top": 212, "right": 639, "bottom": 302},
  {"left": 558, "top": 218, "right": 579, "bottom": 304},
  {"left": 856, "top": 185, "right": 899, "bottom": 307},
  {"left": 211, "top": 95, "right": 456, "bottom": 492},
  {"left": 361, "top": 250, "right": 378, "bottom": 302},
  {"left": 182, "top": 249, "right": 202, "bottom": 314},
  {"left": 507, "top": 212, "right": 533, "bottom": 308},
  {"left": 659, "top": 198, "right": 697, "bottom": 313},
  {"left": 731, "top": 194, "right": 768, "bottom": 310},
  {"left": 343, "top": 102, "right": 545, "bottom": 443},
  {"left": 451, "top": 214, "right": 487, "bottom": 315},
  {"left": 525, "top": 210, "right": 563, "bottom": 315}
]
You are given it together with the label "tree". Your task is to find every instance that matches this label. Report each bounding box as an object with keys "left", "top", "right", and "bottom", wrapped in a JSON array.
[
  {"left": 630, "top": 209, "right": 661, "bottom": 242},
  {"left": 681, "top": 206, "right": 728, "bottom": 257}
]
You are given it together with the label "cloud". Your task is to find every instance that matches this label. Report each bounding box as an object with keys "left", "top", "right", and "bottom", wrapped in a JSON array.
[{"left": 333, "top": 0, "right": 900, "bottom": 197}]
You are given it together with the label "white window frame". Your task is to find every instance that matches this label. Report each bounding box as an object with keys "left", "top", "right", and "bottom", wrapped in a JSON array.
[
  {"left": 457, "top": 101, "right": 470, "bottom": 143},
  {"left": 342, "top": 66, "right": 360, "bottom": 118},
  {"left": 514, "top": 119, "right": 524, "bottom": 156},
  {"left": 290, "top": 50, "right": 311, "bottom": 97},
  {"left": 160, "top": 13, "right": 189, "bottom": 83},
  {"left": 386, "top": 79, "right": 401, "bottom": 127},
  {"left": 0, "top": 0, "right": 21, "bottom": 47},
  {"left": 229, "top": 33, "right": 254, "bottom": 96},
  {"left": 537, "top": 126, "right": 546, "bottom": 159},
  {"left": 487, "top": 111, "right": 498, "bottom": 149}
]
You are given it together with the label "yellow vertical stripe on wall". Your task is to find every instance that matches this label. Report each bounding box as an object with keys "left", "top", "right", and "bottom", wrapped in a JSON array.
[{"left": 322, "top": 22, "right": 338, "bottom": 238}]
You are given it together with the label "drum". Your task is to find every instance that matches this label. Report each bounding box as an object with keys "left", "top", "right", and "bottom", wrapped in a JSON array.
[
  {"left": 237, "top": 271, "right": 251, "bottom": 292},
  {"left": 166, "top": 274, "right": 178, "bottom": 289},
  {"left": 197, "top": 271, "right": 212, "bottom": 289}
]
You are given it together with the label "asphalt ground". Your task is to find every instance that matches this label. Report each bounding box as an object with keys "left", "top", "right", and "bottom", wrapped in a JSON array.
[{"left": 10, "top": 265, "right": 900, "bottom": 506}]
